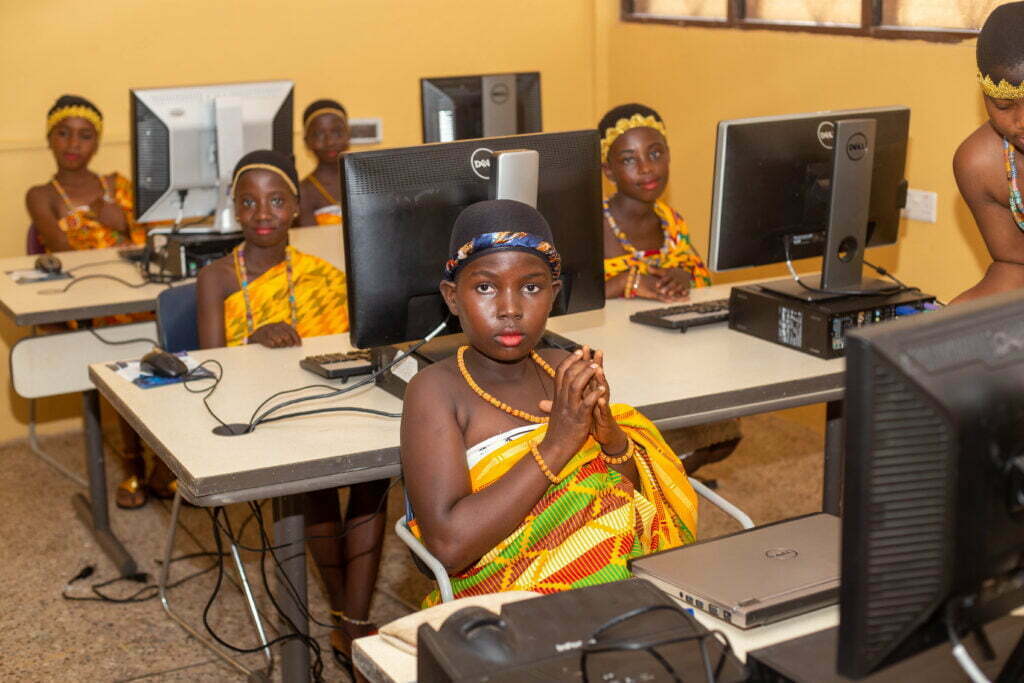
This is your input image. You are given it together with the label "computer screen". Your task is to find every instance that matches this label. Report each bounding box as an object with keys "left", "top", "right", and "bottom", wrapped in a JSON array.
[
  {"left": 421, "top": 72, "right": 541, "bottom": 143},
  {"left": 130, "top": 80, "right": 294, "bottom": 228},
  {"left": 341, "top": 130, "right": 604, "bottom": 349},
  {"left": 708, "top": 107, "right": 909, "bottom": 297},
  {"left": 838, "top": 290, "right": 1024, "bottom": 679}
]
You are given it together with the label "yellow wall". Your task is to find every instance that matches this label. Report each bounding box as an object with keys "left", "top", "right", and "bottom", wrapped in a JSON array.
[
  {"left": 0, "top": 0, "right": 603, "bottom": 440},
  {"left": 604, "top": 20, "right": 987, "bottom": 299}
]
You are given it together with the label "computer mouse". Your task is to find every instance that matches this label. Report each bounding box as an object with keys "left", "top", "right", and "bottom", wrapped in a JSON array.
[
  {"left": 140, "top": 349, "right": 188, "bottom": 378},
  {"left": 441, "top": 607, "right": 515, "bottom": 664},
  {"left": 34, "top": 254, "right": 62, "bottom": 274}
]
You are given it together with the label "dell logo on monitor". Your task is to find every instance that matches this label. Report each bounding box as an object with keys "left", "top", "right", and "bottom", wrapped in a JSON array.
[
  {"left": 490, "top": 82, "right": 510, "bottom": 105},
  {"left": 847, "top": 133, "right": 869, "bottom": 161},
  {"left": 470, "top": 147, "right": 494, "bottom": 180},
  {"left": 765, "top": 548, "right": 799, "bottom": 560},
  {"left": 817, "top": 121, "right": 835, "bottom": 150}
]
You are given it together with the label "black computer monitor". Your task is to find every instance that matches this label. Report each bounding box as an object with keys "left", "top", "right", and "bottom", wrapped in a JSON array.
[
  {"left": 708, "top": 107, "right": 910, "bottom": 300},
  {"left": 420, "top": 72, "right": 541, "bottom": 143},
  {"left": 838, "top": 290, "right": 1024, "bottom": 679},
  {"left": 340, "top": 130, "right": 603, "bottom": 349}
]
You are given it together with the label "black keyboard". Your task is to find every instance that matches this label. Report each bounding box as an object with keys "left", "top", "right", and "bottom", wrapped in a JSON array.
[
  {"left": 629, "top": 298, "right": 730, "bottom": 332},
  {"left": 299, "top": 349, "right": 373, "bottom": 381}
]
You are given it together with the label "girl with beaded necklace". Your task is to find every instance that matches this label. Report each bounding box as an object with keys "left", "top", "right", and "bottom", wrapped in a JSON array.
[
  {"left": 599, "top": 103, "right": 711, "bottom": 302},
  {"left": 298, "top": 99, "right": 349, "bottom": 227},
  {"left": 952, "top": 1, "right": 1024, "bottom": 304},
  {"left": 401, "top": 199, "right": 697, "bottom": 606},
  {"left": 196, "top": 150, "right": 388, "bottom": 670}
]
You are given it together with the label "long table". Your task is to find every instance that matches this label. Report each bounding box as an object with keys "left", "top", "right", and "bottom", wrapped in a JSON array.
[{"left": 88, "top": 280, "right": 844, "bottom": 680}]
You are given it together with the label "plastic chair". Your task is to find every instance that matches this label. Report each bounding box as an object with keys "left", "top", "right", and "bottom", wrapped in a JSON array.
[
  {"left": 154, "top": 283, "right": 273, "bottom": 679},
  {"left": 155, "top": 283, "right": 199, "bottom": 353},
  {"left": 396, "top": 476, "right": 755, "bottom": 604}
]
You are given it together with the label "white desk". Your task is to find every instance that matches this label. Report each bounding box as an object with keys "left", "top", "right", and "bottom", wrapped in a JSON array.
[
  {"left": 89, "top": 279, "right": 844, "bottom": 682},
  {"left": 0, "top": 225, "right": 344, "bottom": 579}
]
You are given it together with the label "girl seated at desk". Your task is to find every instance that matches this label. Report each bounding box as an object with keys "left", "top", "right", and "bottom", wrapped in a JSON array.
[
  {"left": 599, "top": 103, "right": 710, "bottom": 302},
  {"left": 196, "top": 149, "right": 387, "bottom": 671},
  {"left": 401, "top": 199, "right": 698, "bottom": 607},
  {"left": 299, "top": 99, "right": 349, "bottom": 227},
  {"left": 25, "top": 95, "right": 150, "bottom": 508},
  {"left": 599, "top": 103, "right": 741, "bottom": 474}
]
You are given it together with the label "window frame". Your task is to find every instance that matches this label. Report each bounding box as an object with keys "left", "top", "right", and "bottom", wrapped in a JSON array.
[{"left": 622, "top": 0, "right": 980, "bottom": 43}]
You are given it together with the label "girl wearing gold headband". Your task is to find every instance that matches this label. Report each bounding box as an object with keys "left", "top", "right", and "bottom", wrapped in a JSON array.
[
  {"left": 197, "top": 150, "right": 384, "bottom": 672},
  {"left": 25, "top": 95, "right": 146, "bottom": 252},
  {"left": 598, "top": 104, "right": 711, "bottom": 302},
  {"left": 299, "top": 98, "right": 349, "bottom": 226},
  {"left": 26, "top": 95, "right": 151, "bottom": 509},
  {"left": 599, "top": 104, "right": 740, "bottom": 476},
  {"left": 952, "top": 1, "right": 1024, "bottom": 304}
]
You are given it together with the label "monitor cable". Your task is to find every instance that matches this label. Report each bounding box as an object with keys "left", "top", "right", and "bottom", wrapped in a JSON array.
[
  {"left": 782, "top": 239, "right": 908, "bottom": 298},
  {"left": 946, "top": 601, "right": 992, "bottom": 683}
]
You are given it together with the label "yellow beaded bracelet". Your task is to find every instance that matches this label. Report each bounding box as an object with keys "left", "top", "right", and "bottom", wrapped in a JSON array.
[
  {"left": 599, "top": 438, "right": 634, "bottom": 465},
  {"left": 530, "top": 440, "right": 561, "bottom": 484}
]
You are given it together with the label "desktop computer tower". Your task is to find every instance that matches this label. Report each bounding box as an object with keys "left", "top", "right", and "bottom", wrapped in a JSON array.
[{"left": 728, "top": 284, "right": 936, "bottom": 359}]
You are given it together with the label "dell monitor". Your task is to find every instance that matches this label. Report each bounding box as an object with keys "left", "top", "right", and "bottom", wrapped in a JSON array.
[
  {"left": 130, "top": 80, "right": 294, "bottom": 230},
  {"left": 340, "top": 130, "right": 604, "bottom": 350},
  {"left": 708, "top": 106, "right": 910, "bottom": 300},
  {"left": 421, "top": 72, "right": 541, "bottom": 143},
  {"left": 838, "top": 289, "right": 1024, "bottom": 679}
]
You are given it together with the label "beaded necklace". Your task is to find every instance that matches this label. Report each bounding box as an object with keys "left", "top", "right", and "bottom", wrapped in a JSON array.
[
  {"left": 51, "top": 174, "right": 113, "bottom": 215},
  {"left": 456, "top": 345, "right": 555, "bottom": 424},
  {"left": 1004, "top": 138, "right": 1024, "bottom": 232},
  {"left": 233, "top": 245, "right": 298, "bottom": 344},
  {"left": 602, "top": 198, "right": 671, "bottom": 266}
]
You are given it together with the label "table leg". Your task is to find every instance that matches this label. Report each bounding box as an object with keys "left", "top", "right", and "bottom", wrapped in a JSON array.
[
  {"left": 273, "top": 495, "right": 310, "bottom": 682},
  {"left": 822, "top": 400, "right": 843, "bottom": 516},
  {"left": 71, "top": 389, "right": 138, "bottom": 577}
]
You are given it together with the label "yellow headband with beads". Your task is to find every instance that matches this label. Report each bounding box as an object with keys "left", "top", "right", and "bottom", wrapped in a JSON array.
[
  {"left": 600, "top": 113, "right": 667, "bottom": 162},
  {"left": 303, "top": 106, "right": 347, "bottom": 130},
  {"left": 230, "top": 163, "right": 299, "bottom": 198},
  {"left": 46, "top": 105, "right": 103, "bottom": 136},
  {"left": 978, "top": 72, "right": 1024, "bottom": 100}
]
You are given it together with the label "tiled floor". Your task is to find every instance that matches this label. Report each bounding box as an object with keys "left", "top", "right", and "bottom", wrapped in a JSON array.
[{"left": 0, "top": 413, "right": 822, "bottom": 681}]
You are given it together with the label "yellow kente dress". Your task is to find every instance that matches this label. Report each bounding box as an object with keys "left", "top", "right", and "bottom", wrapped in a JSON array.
[
  {"left": 51, "top": 173, "right": 147, "bottom": 250},
  {"left": 223, "top": 245, "right": 348, "bottom": 346},
  {"left": 410, "top": 404, "right": 698, "bottom": 607},
  {"left": 304, "top": 174, "right": 343, "bottom": 225},
  {"left": 603, "top": 198, "right": 712, "bottom": 287}
]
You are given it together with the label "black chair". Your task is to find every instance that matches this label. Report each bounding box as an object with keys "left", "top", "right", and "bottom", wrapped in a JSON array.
[{"left": 155, "top": 283, "right": 198, "bottom": 352}]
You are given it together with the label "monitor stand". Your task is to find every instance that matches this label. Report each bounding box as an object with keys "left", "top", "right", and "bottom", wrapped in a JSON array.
[
  {"left": 373, "top": 329, "right": 581, "bottom": 401},
  {"left": 762, "top": 118, "right": 888, "bottom": 303}
]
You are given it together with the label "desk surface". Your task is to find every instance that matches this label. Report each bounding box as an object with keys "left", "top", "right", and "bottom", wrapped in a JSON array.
[
  {"left": 89, "top": 280, "right": 843, "bottom": 506},
  {"left": 0, "top": 225, "right": 343, "bottom": 326}
]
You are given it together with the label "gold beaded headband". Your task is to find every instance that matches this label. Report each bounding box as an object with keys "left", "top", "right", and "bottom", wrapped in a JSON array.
[
  {"left": 46, "top": 105, "right": 103, "bottom": 136},
  {"left": 303, "top": 106, "right": 347, "bottom": 130},
  {"left": 978, "top": 72, "right": 1024, "bottom": 100},
  {"left": 600, "top": 113, "right": 667, "bottom": 162},
  {"left": 230, "top": 163, "right": 299, "bottom": 198}
]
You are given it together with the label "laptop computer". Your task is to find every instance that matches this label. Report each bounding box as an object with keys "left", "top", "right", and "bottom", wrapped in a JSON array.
[{"left": 629, "top": 513, "right": 840, "bottom": 629}]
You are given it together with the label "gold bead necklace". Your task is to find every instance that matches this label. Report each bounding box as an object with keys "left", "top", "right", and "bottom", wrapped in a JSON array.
[{"left": 456, "top": 345, "right": 555, "bottom": 423}]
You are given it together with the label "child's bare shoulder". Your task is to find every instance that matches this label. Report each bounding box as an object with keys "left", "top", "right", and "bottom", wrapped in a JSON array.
[{"left": 404, "top": 357, "right": 462, "bottom": 409}]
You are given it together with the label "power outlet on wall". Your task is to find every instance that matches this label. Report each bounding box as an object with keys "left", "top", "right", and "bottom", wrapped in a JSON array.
[{"left": 902, "top": 189, "right": 937, "bottom": 223}]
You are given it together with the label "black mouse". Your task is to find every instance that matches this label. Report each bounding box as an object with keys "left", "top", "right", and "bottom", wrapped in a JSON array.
[
  {"left": 140, "top": 349, "right": 188, "bottom": 378},
  {"left": 440, "top": 607, "right": 514, "bottom": 664},
  {"left": 34, "top": 254, "right": 62, "bottom": 274}
]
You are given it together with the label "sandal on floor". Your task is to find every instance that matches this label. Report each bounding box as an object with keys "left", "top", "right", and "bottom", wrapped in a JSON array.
[
  {"left": 148, "top": 477, "right": 178, "bottom": 500},
  {"left": 329, "top": 629, "right": 355, "bottom": 678},
  {"left": 116, "top": 475, "right": 148, "bottom": 509}
]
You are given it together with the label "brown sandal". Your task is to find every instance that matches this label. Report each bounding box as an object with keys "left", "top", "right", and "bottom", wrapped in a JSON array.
[{"left": 116, "top": 475, "right": 148, "bottom": 509}]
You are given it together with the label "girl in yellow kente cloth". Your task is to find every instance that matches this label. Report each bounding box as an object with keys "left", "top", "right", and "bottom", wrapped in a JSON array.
[
  {"left": 599, "top": 103, "right": 740, "bottom": 474},
  {"left": 299, "top": 99, "right": 349, "bottom": 226},
  {"left": 599, "top": 103, "right": 711, "bottom": 302},
  {"left": 25, "top": 95, "right": 146, "bottom": 252},
  {"left": 25, "top": 95, "right": 151, "bottom": 509},
  {"left": 197, "top": 150, "right": 385, "bottom": 674},
  {"left": 402, "top": 200, "right": 698, "bottom": 607}
]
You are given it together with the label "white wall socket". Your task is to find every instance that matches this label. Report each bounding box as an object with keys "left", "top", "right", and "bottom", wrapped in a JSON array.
[{"left": 902, "top": 188, "right": 937, "bottom": 223}]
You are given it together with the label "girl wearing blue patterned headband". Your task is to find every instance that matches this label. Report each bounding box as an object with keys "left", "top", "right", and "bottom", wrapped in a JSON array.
[{"left": 400, "top": 199, "right": 697, "bottom": 606}]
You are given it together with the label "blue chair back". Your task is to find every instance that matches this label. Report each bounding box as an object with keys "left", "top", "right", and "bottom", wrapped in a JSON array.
[
  {"left": 26, "top": 225, "right": 45, "bottom": 255},
  {"left": 156, "top": 283, "right": 199, "bottom": 353}
]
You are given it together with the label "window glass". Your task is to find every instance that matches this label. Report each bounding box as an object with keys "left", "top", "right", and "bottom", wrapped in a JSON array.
[
  {"left": 881, "top": 0, "right": 1007, "bottom": 30},
  {"left": 745, "top": 0, "right": 861, "bottom": 25},
  {"left": 632, "top": 0, "right": 728, "bottom": 19}
]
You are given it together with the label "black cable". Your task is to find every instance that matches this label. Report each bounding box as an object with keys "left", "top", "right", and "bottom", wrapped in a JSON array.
[
  {"left": 61, "top": 551, "right": 223, "bottom": 604},
  {"left": 782, "top": 239, "right": 907, "bottom": 297},
  {"left": 51, "top": 273, "right": 166, "bottom": 293},
  {"left": 88, "top": 328, "right": 158, "bottom": 347},
  {"left": 254, "top": 405, "right": 403, "bottom": 425},
  {"left": 181, "top": 360, "right": 231, "bottom": 431},
  {"left": 244, "top": 382, "right": 343, "bottom": 429}
]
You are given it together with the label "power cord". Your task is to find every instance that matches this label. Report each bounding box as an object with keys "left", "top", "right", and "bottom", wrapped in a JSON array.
[
  {"left": 88, "top": 328, "right": 158, "bottom": 347},
  {"left": 61, "top": 551, "right": 225, "bottom": 604},
  {"left": 946, "top": 601, "right": 992, "bottom": 683},
  {"left": 782, "top": 239, "right": 908, "bottom": 297}
]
